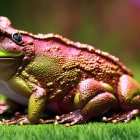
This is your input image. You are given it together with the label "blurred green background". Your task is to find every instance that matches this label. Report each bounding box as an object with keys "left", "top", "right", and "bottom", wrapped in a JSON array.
[{"left": 0, "top": 0, "right": 140, "bottom": 79}]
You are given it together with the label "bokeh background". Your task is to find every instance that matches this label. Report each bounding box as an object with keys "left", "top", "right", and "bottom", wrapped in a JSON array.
[{"left": 0, "top": 0, "right": 140, "bottom": 80}]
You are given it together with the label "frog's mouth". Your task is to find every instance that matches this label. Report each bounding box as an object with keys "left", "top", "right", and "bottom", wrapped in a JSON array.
[
  {"left": 0, "top": 49, "right": 24, "bottom": 60},
  {"left": 0, "top": 49, "right": 24, "bottom": 81}
]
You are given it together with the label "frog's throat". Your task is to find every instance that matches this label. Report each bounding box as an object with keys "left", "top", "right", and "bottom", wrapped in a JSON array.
[{"left": 0, "top": 49, "right": 24, "bottom": 58}]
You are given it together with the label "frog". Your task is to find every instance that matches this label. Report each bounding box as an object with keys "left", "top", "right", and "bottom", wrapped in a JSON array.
[{"left": 0, "top": 16, "right": 140, "bottom": 126}]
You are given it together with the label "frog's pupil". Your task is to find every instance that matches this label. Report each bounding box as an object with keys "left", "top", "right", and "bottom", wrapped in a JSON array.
[{"left": 13, "top": 33, "right": 22, "bottom": 42}]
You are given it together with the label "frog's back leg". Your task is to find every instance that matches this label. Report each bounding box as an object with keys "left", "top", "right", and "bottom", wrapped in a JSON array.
[
  {"left": 118, "top": 74, "right": 140, "bottom": 110},
  {"left": 102, "top": 74, "right": 140, "bottom": 123},
  {"left": 39, "top": 75, "right": 140, "bottom": 126},
  {"left": 39, "top": 78, "right": 117, "bottom": 126}
]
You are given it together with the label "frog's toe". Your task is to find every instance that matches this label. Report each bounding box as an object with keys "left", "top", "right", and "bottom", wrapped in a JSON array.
[
  {"left": 0, "top": 118, "right": 19, "bottom": 125},
  {"left": 1, "top": 117, "right": 30, "bottom": 125},
  {"left": 0, "top": 113, "right": 30, "bottom": 125},
  {"left": 14, "top": 113, "right": 30, "bottom": 125},
  {"left": 39, "top": 110, "right": 84, "bottom": 126},
  {"left": 56, "top": 110, "right": 83, "bottom": 126},
  {"left": 102, "top": 109, "right": 140, "bottom": 123},
  {"left": 17, "top": 117, "right": 30, "bottom": 125}
]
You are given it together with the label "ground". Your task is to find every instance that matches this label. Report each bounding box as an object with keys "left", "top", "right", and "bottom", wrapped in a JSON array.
[{"left": 0, "top": 119, "right": 140, "bottom": 140}]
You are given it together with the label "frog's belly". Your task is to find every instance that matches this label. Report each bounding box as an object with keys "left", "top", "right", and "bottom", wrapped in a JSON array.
[
  {"left": 0, "top": 80, "right": 28, "bottom": 106},
  {"left": 0, "top": 80, "right": 63, "bottom": 113},
  {"left": 45, "top": 102, "right": 61, "bottom": 113}
]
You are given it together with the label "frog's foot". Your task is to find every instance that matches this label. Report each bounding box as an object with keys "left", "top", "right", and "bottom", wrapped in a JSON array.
[
  {"left": 0, "top": 100, "right": 10, "bottom": 114},
  {"left": 39, "top": 110, "right": 84, "bottom": 127},
  {"left": 102, "top": 109, "right": 140, "bottom": 123},
  {"left": 0, "top": 112, "right": 30, "bottom": 125}
]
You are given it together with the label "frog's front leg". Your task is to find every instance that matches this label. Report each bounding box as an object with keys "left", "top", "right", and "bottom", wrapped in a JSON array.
[
  {"left": 2, "top": 76, "right": 46, "bottom": 124},
  {"left": 27, "top": 83, "right": 46, "bottom": 124},
  {"left": 40, "top": 78, "right": 117, "bottom": 126},
  {"left": 102, "top": 74, "right": 140, "bottom": 123}
]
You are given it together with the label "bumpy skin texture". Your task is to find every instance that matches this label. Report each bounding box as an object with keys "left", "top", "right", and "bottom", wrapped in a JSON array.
[{"left": 0, "top": 16, "right": 140, "bottom": 126}]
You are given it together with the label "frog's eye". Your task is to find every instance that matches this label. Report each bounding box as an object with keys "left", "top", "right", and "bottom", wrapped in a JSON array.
[{"left": 12, "top": 33, "right": 23, "bottom": 44}]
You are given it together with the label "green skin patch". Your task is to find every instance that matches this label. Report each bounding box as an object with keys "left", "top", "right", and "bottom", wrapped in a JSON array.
[{"left": 0, "top": 49, "right": 24, "bottom": 58}]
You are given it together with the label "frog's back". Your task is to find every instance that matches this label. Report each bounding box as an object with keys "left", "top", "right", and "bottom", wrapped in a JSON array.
[
  {"left": 19, "top": 32, "right": 132, "bottom": 89},
  {"left": 53, "top": 37, "right": 132, "bottom": 89},
  {"left": 20, "top": 32, "right": 131, "bottom": 73}
]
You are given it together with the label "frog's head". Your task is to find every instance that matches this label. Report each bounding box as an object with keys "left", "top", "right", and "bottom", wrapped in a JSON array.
[
  {"left": 0, "top": 17, "right": 26, "bottom": 80},
  {"left": 0, "top": 17, "right": 25, "bottom": 57}
]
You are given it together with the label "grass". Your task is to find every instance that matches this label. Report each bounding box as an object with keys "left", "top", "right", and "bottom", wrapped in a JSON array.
[
  {"left": 0, "top": 119, "right": 140, "bottom": 140},
  {"left": 0, "top": 64, "right": 139, "bottom": 140}
]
